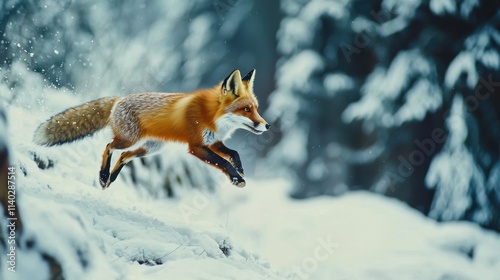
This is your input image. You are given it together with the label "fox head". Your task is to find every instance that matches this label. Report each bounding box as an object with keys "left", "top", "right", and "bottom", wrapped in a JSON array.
[{"left": 217, "top": 69, "right": 270, "bottom": 136}]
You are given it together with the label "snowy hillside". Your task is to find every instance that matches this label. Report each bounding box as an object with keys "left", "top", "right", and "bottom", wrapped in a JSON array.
[
  {"left": 2, "top": 99, "right": 500, "bottom": 279},
  {"left": 2, "top": 101, "right": 279, "bottom": 279}
]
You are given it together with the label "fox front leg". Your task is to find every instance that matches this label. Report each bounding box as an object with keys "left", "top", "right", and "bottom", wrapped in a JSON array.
[
  {"left": 189, "top": 145, "right": 245, "bottom": 187},
  {"left": 211, "top": 142, "right": 244, "bottom": 177}
]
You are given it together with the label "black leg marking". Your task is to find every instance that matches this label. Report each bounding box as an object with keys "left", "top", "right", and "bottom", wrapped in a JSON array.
[
  {"left": 213, "top": 142, "right": 244, "bottom": 176},
  {"left": 109, "top": 163, "right": 126, "bottom": 184},
  {"left": 191, "top": 145, "right": 245, "bottom": 187},
  {"left": 99, "top": 152, "right": 112, "bottom": 183},
  {"left": 104, "top": 146, "right": 150, "bottom": 188}
]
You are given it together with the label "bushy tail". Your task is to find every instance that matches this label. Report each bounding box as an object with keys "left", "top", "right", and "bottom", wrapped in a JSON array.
[{"left": 34, "top": 97, "right": 119, "bottom": 146}]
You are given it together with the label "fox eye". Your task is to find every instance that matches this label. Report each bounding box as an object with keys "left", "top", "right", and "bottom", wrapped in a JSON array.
[{"left": 243, "top": 107, "right": 251, "bottom": 112}]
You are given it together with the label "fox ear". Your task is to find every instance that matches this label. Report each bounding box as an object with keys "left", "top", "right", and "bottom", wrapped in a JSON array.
[
  {"left": 222, "top": 69, "right": 242, "bottom": 97},
  {"left": 242, "top": 69, "right": 256, "bottom": 90}
]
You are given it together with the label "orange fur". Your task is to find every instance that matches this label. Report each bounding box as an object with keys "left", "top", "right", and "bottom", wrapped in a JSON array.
[{"left": 136, "top": 88, "right": 220, "bottom": 145}]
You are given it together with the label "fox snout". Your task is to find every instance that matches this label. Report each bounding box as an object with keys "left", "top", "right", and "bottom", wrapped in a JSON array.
[
  {"left": 259, "top": 123, "right": 271, "bottom": 130},
  {"left": 254, "top": 121, "right": 270, "bottom": 131},
  {"left": 246, "top": 117, "right": 270, "bottom": 135}
]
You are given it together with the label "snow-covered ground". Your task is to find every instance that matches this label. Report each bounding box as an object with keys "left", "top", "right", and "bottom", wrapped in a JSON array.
[
  {"left": 219, "top": 182, "right": 500, "bottom": 279},
  {"left": 3, "top": 99, "right": 500, "bottom": 280}
]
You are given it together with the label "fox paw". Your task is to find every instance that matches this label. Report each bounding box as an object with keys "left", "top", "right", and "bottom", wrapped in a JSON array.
[
  {"left": 231, "top": 177, "right": 246, "bottom": 188},
  {"left": 99, "top": 171, "right": 111, "bottom": 189},
  {"left": 230, "top": 158, "right": 244, "bottom": 177},
  {"left": 99, "top": 178, "right": 111, "bottom": 189},
  {"left": 235, "top": 166, "right": 245, "bottom": 177}
]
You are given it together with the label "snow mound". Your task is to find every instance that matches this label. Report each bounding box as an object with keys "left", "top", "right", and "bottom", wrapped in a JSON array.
[
  {"left": 217, "top": 180, "right": 500, "bottom": 280},
  {"left": 2, "top": 103, "right": 279, "bottom": 280}
]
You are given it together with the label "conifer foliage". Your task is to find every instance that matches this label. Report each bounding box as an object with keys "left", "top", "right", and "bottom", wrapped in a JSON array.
[{"left": 269, "top": 0, "right": 500, "bottom": 230}]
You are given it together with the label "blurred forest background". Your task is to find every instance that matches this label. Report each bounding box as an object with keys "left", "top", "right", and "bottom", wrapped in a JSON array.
[{"left": 1, "top": 0, "right": 500, "bottom": 232}]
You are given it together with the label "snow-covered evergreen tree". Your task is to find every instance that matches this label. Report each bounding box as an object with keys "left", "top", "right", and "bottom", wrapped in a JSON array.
[
  {"left": 269, "top": 0, "right": 500, "bottom": 230},
  {"left": 423, "top": 0, "right": 500, "bottom": 229},
  {"left": 267, "top": 0, "right": 375, "bottom": 197}
]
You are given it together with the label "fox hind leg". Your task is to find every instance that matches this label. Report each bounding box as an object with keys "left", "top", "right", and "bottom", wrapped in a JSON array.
[
  {"left": 99, "top": 138, "right": 135, "bottom": 189},
  {"left": 99, "top": 142, "right": 114, "bottom": 188},
  {"left": 104, "top": 140, "right": 163, "bottom": 189},
  {"left": 107, "top": 148, "right": 147, "bottom": 187}
]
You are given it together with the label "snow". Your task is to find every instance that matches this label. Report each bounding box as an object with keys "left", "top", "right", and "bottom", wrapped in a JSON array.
[
  {"left": 465, "top": 27, "right": 500, "bottom": 70},
  {"left": 445, "top": 52, "right": 478, "bottom": 89},
  {"left": 3, "top": 98, "right": 500, "bottom": 279},
  {"left": 487, "top": 162, "right": 500, "bottom": 202},
  {"left": 343, "top": 49, "right": 441, "bottom": 127},
  {"left": 430, "top": 0, "right": 479, "bottom": 18},
  {"left": 323, "top": 73, "right": 355, "bottom": 95},
  {"left": 278, "top": 0, "right": 347, "bottom": 55},
  {"left": 3, "top": 103, "right": 277, "bottom": 279},
  {"left": 382, "top": 0, "right": 422, "bottom": 18},
  {"left": 377, "top": 0, "right": 422, "bottom": 36},
  {"left": 278, "top": 18, "right": 313, "bottom": 55},
  {"left": 276, "top": 51, "right": 324, "bottom": 93},
  {"left": 459, "top": 0, "right": 480, "bottom": 18},
  {"left": 426, "top": 96, "right": 491, "bottom": 224},
  {"left": 300, "top": 0, "right": 346, "bottom": 22},
  {"left": 183, "top": 14, "right": 216, "bottom": 86},
  {"left": 445, "top": 26, "right": 500, "bottom": 89},
  {"left": 220, "top": 180, "right": 500, "bottom": 280},
  {"left": 429, "top": 0, "right": 456, "bottom": 15},
  {"left": 394, "top": 79, "right": 442, "bottom": 125},
  {"left": 267, "top": 126, "right": 309, "bottom": 167}
]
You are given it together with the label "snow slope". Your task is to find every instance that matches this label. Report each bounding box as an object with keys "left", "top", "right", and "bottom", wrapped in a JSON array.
[
  {"left": 2, "top": 100, "right": 279, "bottom": 279},
  {"left": 216, "top": 180, "right": 500, "bottom": 279},
  {"left": 3, "top": 99, "right": 500, "bottom": 279}
]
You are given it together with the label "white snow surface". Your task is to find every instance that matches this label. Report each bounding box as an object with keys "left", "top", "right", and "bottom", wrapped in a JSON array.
[{"left": 3, "top": 98, "right": 500, "bottom": 279}]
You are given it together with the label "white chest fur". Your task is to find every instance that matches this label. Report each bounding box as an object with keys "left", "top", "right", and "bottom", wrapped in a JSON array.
[{"left": 202, "top": 113, "right": 245, "bottom": 145}]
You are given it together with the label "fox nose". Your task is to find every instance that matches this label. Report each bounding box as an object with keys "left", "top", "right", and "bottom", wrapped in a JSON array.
[{"left": 265, "top": 124, "right": 270, "bottom": 130}]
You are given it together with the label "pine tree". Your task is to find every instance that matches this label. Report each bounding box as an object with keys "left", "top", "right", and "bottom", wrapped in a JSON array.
[{"left": 269, "top": 0, "right": 500, "bottom": 230}]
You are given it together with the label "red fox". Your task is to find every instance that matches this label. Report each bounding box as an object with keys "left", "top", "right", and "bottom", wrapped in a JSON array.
[{"left": 34, "top": 69, "right": 269, "bottom": 188}]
